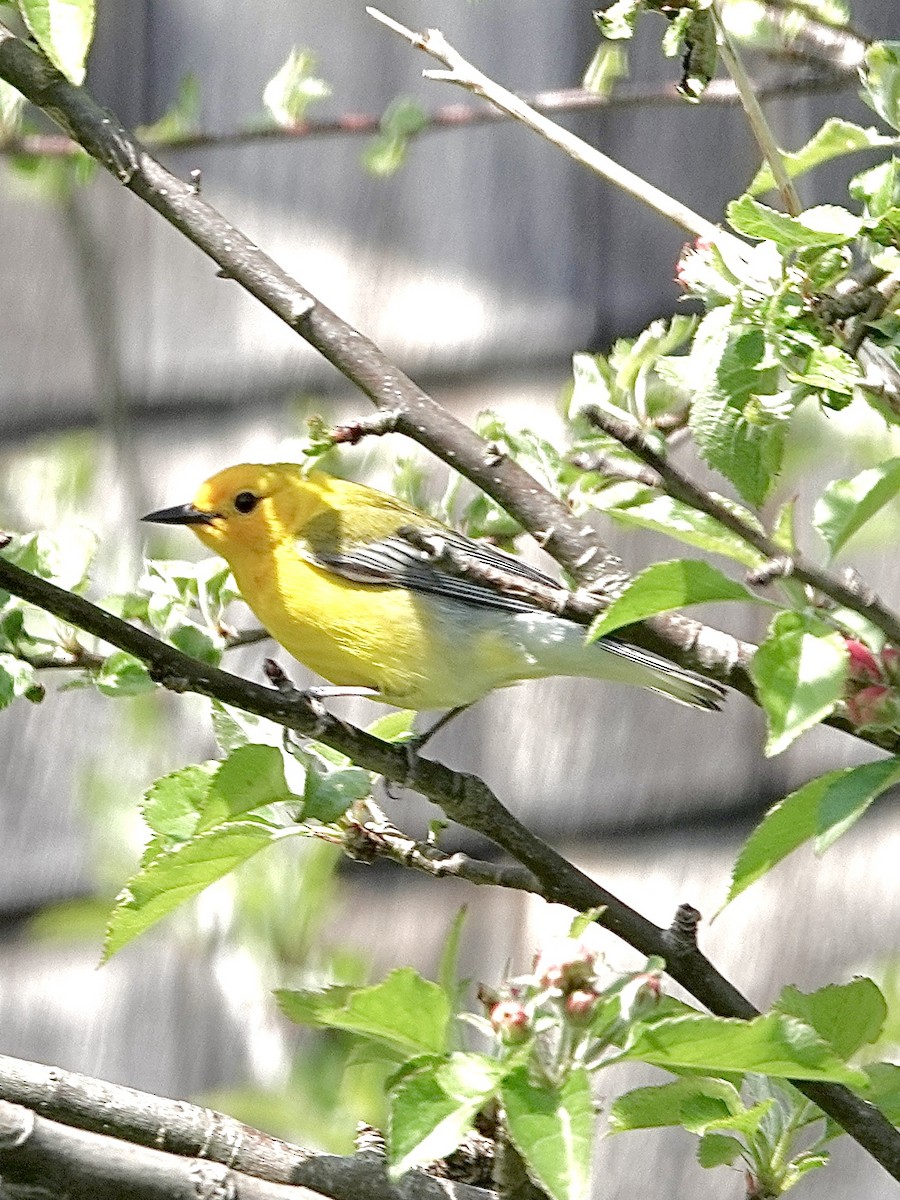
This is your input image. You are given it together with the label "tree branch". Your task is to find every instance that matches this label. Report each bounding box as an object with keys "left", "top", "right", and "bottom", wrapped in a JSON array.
[
  {"left": 0, "top": 1075, "right": 491, "bottom": 1200},
  {"left": 0, "top": 72, "right": 853, "bottom": 159},
  {"left": 366, "top": 9, "right": 747, "bottom": 253},
  {"left": 1, "top": 556, "right": 899, "bottom": 1178},
  {"left": 582, "top": 404, "right": 900, "bottom": 649}
]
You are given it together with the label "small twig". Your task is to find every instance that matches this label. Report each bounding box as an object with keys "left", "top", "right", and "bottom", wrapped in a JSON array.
[
  {"left": 345, "top": 798, "right": 542, "bottom": 893},
  {"left": 568, "top": 450, "right": 663, "bottom": 490},
  {"left": 582, "top": 404, "right": 900, "bottom": 648},
  {"left": 366, "top": 8, "right": 747, "bottom": 252},
  {"left": 0, "top": 74, "right": 854, "bottom": 161},
  {"left": 713, "top": 3, "right": 802, "bottom": 217}
]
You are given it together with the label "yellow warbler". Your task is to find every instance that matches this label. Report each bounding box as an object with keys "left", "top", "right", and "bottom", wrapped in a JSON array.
[{"left": 142, "top": 463, "right": 724, "bottom": 712}]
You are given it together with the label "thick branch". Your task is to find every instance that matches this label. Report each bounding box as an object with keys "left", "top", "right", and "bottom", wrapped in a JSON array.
[
  {"left": 1, "top": 557, "right": 899, "bottom": 1178},
  {"left": 0, "top": 1082, "right": 489, "bottom": 1200}
]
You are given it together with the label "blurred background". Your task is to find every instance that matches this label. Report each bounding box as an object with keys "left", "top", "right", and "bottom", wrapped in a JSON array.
[{"left": 2, "top": 0, "right": 900, "bottom": 1194}]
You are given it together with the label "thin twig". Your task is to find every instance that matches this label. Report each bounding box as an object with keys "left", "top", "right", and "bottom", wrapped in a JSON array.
[
  {"left": 0, "top": 74, "right": 853, "bottom": 160},
  {"left": 582, "top": 405, "right": 900, "bottom": 647},
  {"left": 713, "top": 4, "right": 802, "bottom": 217},
  {"left": 366, "top": 8, "right": 747, "bottom": 253}
]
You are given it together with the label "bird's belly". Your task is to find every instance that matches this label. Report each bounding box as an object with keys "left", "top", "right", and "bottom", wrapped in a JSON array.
[{"left": 236, "top": 556, "right": 525, "bottom": 709}]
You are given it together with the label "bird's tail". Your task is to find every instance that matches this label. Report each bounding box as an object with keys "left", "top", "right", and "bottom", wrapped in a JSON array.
[{"left": 511, "top": 613, "right": 726, "bottom": 710}]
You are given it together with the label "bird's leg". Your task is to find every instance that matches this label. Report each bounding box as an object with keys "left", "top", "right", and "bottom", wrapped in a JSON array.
[
  {"left": 262, "top": 658, "right": 378, "bottom": 741},
  {"left": 401, "top": 706, "right": 471, "bottom": 779}
]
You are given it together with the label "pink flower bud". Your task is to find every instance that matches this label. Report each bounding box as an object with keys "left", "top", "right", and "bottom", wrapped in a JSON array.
[
  {"left": 564, "top": 989, "right": 601, "bottom": 1025},
  {"left": 618, "top": 973, "right": 663, "bottom": 1022},
  {"left": 847, "top": 684, "right": 893, "bottom": 729},
  {"left": 845, "top": 639, "right": 883, "bottom": 683},
  {"left": 533, "top": 939, "right": 596, "bottom": 994},
  {"left": 490, "top": 1000, "right": 531, "bottom": 1044}
]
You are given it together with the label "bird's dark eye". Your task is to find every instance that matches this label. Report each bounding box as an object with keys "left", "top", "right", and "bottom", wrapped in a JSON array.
[{"left": 234, "top": 491, "right": 259, "bottom": 514}]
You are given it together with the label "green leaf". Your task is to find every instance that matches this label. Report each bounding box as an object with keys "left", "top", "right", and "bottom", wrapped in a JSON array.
[
  {"left": 581, "top": 43, "right": 627, "bottom": 97},
  {"left": 502, "top": 1065, "right": 593, "bottom": 1200},
  {"left": 864, "top": 1062, "right": 900, "bottom": 1123},
  {"left": 728, "top": 196, "right": 862, "bottom": 248},
  {"left": 103, "top": 822, "right": 275, "bottom": 959},
  {"left": 262, "top": 47, "right": 330, "bottom": 126},
  {"left": 281, "top": 968, "right": 450, "bottom": 1057},
  {"left": 198, "top": 744, "right": 296, "bottom": 831},
  {"left": 438, "top": 906, "right": 468, "bottom": 1004},
  {"left": 862, "top": 42, "right": 900, "bottom": 133},
  {"left": 141, "top": 763, "right": 216, "bottom": 842},
  {"left": 137, "top": 74, "right": 200, "bottom": 142},
  {"left": 604, "top": 490, "right": 767, "bottom": 569},
  {"left": 813, "top": 458, "right": 900, "bottom": 560},
  {"left": 610, "top": 1078, "right": 744, "bottom": 1132},
  {"left": 723, "top": 758, "right": 900, "bottom": 906},
  {"left": 687, "top": 309, "right": 788, "bottom": 507},
  {"left": 18, "top": 0, "right": 95, "bottom": 84},
  {"left": 589, "top": 559, "right": 756, "bottom": 641},
  {"left": 748, "top": 119, "right": 895, "bottom": 197},
  {"left": 0, "top": 653, "right": 38, "bottom": 710},
  {"left": 362, "top": 97, "right": 428, "bottom": 177},
  {"left": 367, "top": 709, "right": 418, "bottom": 743},
  {"left": 595, "top": 0, "right": 643, "bottom": 40},
  {"left": 95, "top": 651, "right": 155, "bottom": 697},
  {"left": 697, "top": 1133, "right": 744, "bottom": 1168},
  {"left": 389, "top": 1059, "right": 492, "bottom": 1178},
  {"left": 303, "top": 765, "right": 371, "bottom": 823},
  {"left": 788, "top": 344, "right": 862, "bottom": 401},
  {"left": 749, "top": 612, "right": 848, "bottom": 756},
  {"left": 210, "top": 701, "right": 283, "bottom": 753},
  {"left": 775, "top": 981, "right": 886, "bottom": 1060},
  {"left": 617, "top": 1012, "right": 868, "bottom": 1086},
  {"left": 568, "top": 906, "right": 606, "bottom": 940}
]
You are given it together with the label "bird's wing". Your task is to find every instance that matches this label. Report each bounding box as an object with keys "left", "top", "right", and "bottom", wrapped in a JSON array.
[{"left": 303, "top": 526, "right": 560, "bottom": 614}]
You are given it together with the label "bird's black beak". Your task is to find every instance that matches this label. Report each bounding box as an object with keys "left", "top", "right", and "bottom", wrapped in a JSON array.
[{"left": 141, "top": 503, "right": 219, "bottom": 526}]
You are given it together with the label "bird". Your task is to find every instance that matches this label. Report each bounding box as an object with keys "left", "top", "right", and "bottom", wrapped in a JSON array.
[{"left": 142, "top": 462, "right": 725, "bottom": 714}]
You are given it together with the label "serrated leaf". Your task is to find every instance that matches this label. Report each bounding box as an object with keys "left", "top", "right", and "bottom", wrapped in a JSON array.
[
  {"left": 281, "top": 968, "right": 450, "bottom": 1057},
  {"left": 697, "top": 1133, "right": 744, "bottom": 1168},
  {"left": 862, "top": 42, "right": 900, "bottom": 133},
  {"left": 605, "top": 490, "right": 767, "bottom": 569},
  {"left": 864, "top": 1062, "right": 900, "bottom": 1123},
  {"left": 748, "top": 119, "right": 894, "bottom": 196},
  {"left": 19, "top": 0, "right": 95, "bottom": 84},
  {"left": 775, "top": 980, "right": 886, "bottom": 1060},
  {"left": 95, "top": 651, "right": 155, "bottom": 697},
  {"left": 199, "top": 744, "right": 296, "bottom": 831},
  {"left": 728, "top": 196, "right": 862, "bottom": 248},
  {"left": 263, "top": 47, "right": 330, "bottom": 127},
  {"left": 723, "top": 758, "right": 900, "bottom": 906},
  {"left": 388, "top": 1061, "right": 486, "bottom": 1178},
  {"left": 303, "top": 765, "right": 371, "bottom": 823},
  {"left": 617, "top": 1012, "right": 867, "bottom": 1086},
  {"left": 609, "top": 1078, "right": 743, "bottom": 1132},
  {"left": 749, "top": 612, "right": 848, "bottom": 756},
  {"left": 687, "top": 309, "right": 787, "bottom": 506},
  {"left": 813, "top": 458, "right": 900, "bottom": 560},
  {"left": 589, "top": 559, "right": 756, "bottom": 641},
  {"left": 104, "top": 822, "right": 274, "bottom": 958},
  {"left": 142, "top": 763, "right": 216, "bottom": 842},
  {"left": 502, "top": 1065, "right": 593, "bottom": 1200}
]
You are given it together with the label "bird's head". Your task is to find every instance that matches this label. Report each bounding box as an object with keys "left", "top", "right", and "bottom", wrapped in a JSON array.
[{"left": 142, "top": 463, "right": 321, "bottom": 561}]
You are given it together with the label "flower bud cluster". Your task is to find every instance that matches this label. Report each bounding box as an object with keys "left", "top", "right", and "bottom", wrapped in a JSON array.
[{"left": 844, "top": 639, "right": 900, "bottom": 731}]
